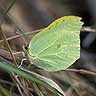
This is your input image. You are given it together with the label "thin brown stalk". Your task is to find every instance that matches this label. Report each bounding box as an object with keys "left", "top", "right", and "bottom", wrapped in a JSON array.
[
  {"left": 0, "top": 25, "right": 17, "bottom": 66},
  {"left": 65, "top": 68, "right": 96, "bottom": 76},
  {"left": 0, "top": 28, "right": 42, "bottom": 44},
  {"left": 20, "top": 66, "right": 96, "bottom": 76}
]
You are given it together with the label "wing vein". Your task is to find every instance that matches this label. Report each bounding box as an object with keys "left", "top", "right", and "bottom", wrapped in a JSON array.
[{"left": 37, "top": 57, "right": 59, "bottom": 67}]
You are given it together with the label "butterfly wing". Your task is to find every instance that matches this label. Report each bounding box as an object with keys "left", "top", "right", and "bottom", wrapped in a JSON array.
[{"left": 28, "top": 16, "right": 83, "bottom": 72}]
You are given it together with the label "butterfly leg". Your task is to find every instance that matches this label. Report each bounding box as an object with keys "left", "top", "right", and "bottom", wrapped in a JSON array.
[
  {"left": 15, "top": 58, "right": 27, "bottom": 78},
  {"left": 13, "top": 51, "right": 25, "bottom": 58},
  {"left": 13, "top": 51, "right": 27, "bottom": 68},
  {"left": 18, "top": 58, "right": 27, "bottom": 68}
]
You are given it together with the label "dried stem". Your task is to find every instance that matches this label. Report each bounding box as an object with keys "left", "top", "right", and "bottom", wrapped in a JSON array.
[
  {"left": 65, "top": 68, "right": 96, "bottom": 76},
  {"left": 0, "top": 25, "right": 17, "bottom": 66},
  {"left": 0, "top": 28, "right": 42, "bottom": 44}
]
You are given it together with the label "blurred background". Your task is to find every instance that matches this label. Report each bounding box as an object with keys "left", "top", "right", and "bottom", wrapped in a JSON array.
[{"left": 0, "top": 0, "right": 96, "bottom": 96}]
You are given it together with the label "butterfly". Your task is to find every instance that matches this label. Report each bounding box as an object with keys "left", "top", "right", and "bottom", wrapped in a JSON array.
[{"left": 25, "top": 16, "right": 83, "bottom": 72}]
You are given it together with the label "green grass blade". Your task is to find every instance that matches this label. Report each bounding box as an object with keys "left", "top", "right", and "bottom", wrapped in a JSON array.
[
  {"left": 0, "top": 61, "right": 65, "bottom": 96},
  {"left": 0, "top": 85, "right": 12, "bottom": 96},
  {"left": 5, "top": 0, "right": 16, "bottom": 15}
]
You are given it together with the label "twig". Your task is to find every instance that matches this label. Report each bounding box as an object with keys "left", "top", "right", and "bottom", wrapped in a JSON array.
[
  {"left": 20, "top": 66, "right": 96, "bottom": 77},
  {"left": 33, "top": 83, "right": 45, "bottom": 96},
  {"left": 0, "top": 79, "right": 14, "bottom": 86},
  {"left": 65, "top": 68, "right": 96, "bottom": 76},
  {"left": 81, "top": 26, "right": 96, "bottom": 32},
  {"left": 0, "top": 49, "right": 12, "bottom": 60},
  {"left": 0, "top": 49, "right": 24, "bottom": 60},
  {"left": 0, "top": 28, "right": 43, "bottom": 44},
  {"left": 11, "top": 72, "right": 30, "bottom": 96}
]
